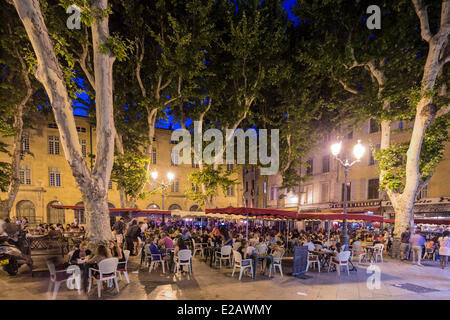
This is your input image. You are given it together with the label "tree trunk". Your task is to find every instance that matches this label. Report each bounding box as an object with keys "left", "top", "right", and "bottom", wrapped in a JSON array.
[{"left": 12, "top": 0, "right": 114, "bottom": 245}]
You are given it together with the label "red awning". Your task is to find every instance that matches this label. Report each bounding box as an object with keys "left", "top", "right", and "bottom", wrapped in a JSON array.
[
  {"left": 49, "top": 204, "right": 170, "bottom": 216},
  {"left": 384, "top": 218, "right": 450, "bottom": 225},
  {"left": 205, "top": 207, "right": 298, "bottom": 219},
  {"left": 296, "top": 212, "right": 384, "bottom": 223}
]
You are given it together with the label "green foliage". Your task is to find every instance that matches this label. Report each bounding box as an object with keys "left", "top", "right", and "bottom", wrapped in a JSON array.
[
  {"left": 376, "top": 114, "right": 450, "bottom": 192},
  {"left": 185, "top": 165, "right": 236, "bottom": 206},
  {"left": 99, "top": 33, "right": 134, "bottom": 61},
  {"left": 111, "top": 151, "right": 152, "bottom": 200}
]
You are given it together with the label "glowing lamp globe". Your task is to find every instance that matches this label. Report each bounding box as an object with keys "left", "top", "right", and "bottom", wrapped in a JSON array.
[
  {"left": 353, "top": 140, "right": 365, "bottom": 160},
  {"left": 150, "top": 171, "right": 158, "bottom": 180},
  {"left": 331, "top": 142, "right": 342, "bottom": 156},
  {"left": 167, "top": 172, "right": 175, "bottom": 181}
]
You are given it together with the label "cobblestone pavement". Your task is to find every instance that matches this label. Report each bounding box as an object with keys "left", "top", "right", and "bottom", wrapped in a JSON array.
[{"left": 0, "top": 253, "right": 449, "bottom": 300}]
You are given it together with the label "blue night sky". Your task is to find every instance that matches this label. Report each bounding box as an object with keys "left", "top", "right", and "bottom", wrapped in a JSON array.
[{"left": 73, "top": 0, "right": 299, "bottom": 129}]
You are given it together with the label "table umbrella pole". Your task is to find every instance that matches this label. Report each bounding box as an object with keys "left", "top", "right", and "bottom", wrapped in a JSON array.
[{"left": 246, "top": 213, "right": 249, "bottom": 240}]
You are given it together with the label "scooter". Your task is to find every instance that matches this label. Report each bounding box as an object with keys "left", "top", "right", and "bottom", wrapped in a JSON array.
[{"left": 0, "top": 227, "right": 33, "bottom": 276}]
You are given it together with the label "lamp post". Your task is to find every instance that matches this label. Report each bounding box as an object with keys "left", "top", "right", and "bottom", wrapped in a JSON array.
[
  {"left": 150, "top": 170, "right": 175, "bottom": 224},
  {"left": 330, "top": 140, "right": 365, "bottom": 249}
]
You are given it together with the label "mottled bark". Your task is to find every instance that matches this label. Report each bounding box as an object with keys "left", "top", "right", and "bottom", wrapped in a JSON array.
[{"left": 12, "top": 0, "right": 115, "bottom": 244}]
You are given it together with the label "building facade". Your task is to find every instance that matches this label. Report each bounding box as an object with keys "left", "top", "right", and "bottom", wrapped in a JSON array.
[
  {"left": 1, "top": 115, "right": 244, "bottom": 225},
  {"left": 243, "top": 119, "right": 450, "bottom": 221}
]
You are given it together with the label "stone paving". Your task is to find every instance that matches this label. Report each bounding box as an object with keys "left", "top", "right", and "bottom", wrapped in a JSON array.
[{"left": 0, "top": 252, "right": 449, "bottom": 300}]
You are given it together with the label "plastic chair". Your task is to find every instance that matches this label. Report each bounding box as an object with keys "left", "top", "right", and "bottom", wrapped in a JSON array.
[
  {"left": 246, "top": 246, "right": 255, "bottom": 255},
  {"left": 231, "top": 250, "right": 253, "bottom": 280},
  {"left": 174, "top": 249, "right": 192, "bottom": 274},
  {"left": 47, "top": 260, "right": 80, "bottom": 300},
  {"left": 116, "top": 250, "right": 130, "bottom": 283},
  {"left": 351, "top": 243, "right": 367, "bottom": 263},
  {"left": 423, "top": 247, "right": 435, "bottom": 261},
  {"left": 306, "top": 252, "right": 320, "bottom": 273},
  {"left": 88, "top": 257, "right": 119, "bottom": 298},
  {"left": 215, "top": 245, "right": 232, "bottom": 268},
  {"left": 328, "top": 251, "right": 351, "bottom": 276},
  {"left": 255, "top": 244, "right": 267, "bottom": 255},
  {"left": 149, "top": 252, "right": 168, "bottom": 273},
  {"left": 272, "top": 251, "right": 284, "bottom": 277},
  {"left": 192, "top": 239, "right": 205, "bottom": 258},
  {"left": 141, "top": 243, "right": 151, "bottom": 267},
  {"left": 373, "top": 244, "right": 384, "bottom": 262}
]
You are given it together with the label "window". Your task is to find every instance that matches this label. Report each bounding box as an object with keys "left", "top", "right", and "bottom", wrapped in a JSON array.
[
  {"left": 227, "top": 164, "right": 234, "bottom": 171},
  {"left": 306, "top": 159, "right": 313, "bottom": 176},
  {"left": 191, "top": 160, "right": 199, "bottom": 168},
  {"left": 48, "top": 136, "right": 60, "bottom": 155},
  {"left": 48, "top": 123, "right": 58, "bottom": 129},
  {"left": 256, "top": 185, "right": 259, "bottom": 195},
  {"left": 416, "top": 184, "right": 428, "bottom": 200},
  {"left": 300, "top": 185, "right": 313, "bottom": 204},
  {"left": 192, "top": 183, "right": 199, "bottom": 192},
  {"left": 321, "top": 183, "right": 329, "bottom": 203},
  {"left": 74, "top": 202, "right": 85, "bottom": 224},
  {"left": 22, "top": 132, "right": 30, "bottom": 153},
  {"left": 246, "top": 181, "right": 249, "bottom": 192},
  {"left": 341, "top": 182, "right": 351, "bottom": 201},
  {"left": 76, "top": 127, "right": 86, "bottom": 133},
  {"left": 171, "top": 150, "right": 179, "bottom": 166},
  {"left": 270, "top": 186, "right": 278, "bottom": 201},
  {"left": 80, "top": 139, "right": 87, "bottom": 157},
  {"left": 369, "top": 119, "right": 379, "bottom": 133},
  {"left": 19, "top": 165, "right": 31, "bottom": 185},
  {"left": 171, "top": 179, "right": 179, "bottom": 193},
  {"left": 368, "top": 179, "right": 380, "bottom": 199},
  {"left": 369, "top": 144, "right": 380, "bottom": 166},
  {"left": 170, "top": 139, "right": 178, "bottom": 144},
  {"left": 251, "top": 180, "right": 255, "bottom": 193},
  {"left": 322, "top": 155, "right": 330, "bottom": 173},
  {"left": 226, "top": 185, "right": 234, "bottom": 196},
  {"left": 263, "top": 182, "right": 267, "bottom": 194},
  {"left": 152, "top": 147, "right": 157, "bottom": 165},
  {"left": 49, "top": 167, "right": 61, "bottom": 187},
  {"left": 16, "top": 200, "right": 36, "bottom": 224}
]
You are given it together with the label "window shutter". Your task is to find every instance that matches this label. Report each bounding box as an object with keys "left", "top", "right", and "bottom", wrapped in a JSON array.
[{"left": 359, "top": 178, "right": 367, "bottom": 201}]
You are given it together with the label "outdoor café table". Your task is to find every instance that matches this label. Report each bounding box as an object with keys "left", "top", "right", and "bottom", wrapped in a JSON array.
[
  {"left": 311, "top": 250, "right": 334, "bottom": 271},
  {"left": 250, "top": 254, "right": 274, "bottom": 278},
  {"left": 204, "top": 246, "right": 220, "bottom": 267},
  {"left": 363, "top": 246, "right": 377, "bottom": 263}
]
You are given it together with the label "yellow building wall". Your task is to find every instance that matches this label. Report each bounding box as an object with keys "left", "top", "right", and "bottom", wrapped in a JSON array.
[{"left": 0, "top": 115, "right": 243, "bottom": 225}]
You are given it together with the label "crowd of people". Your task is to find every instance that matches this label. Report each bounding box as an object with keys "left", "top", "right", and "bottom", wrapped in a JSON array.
[{"left": 4, "top": 216, "right": 85, "bottom": 236}]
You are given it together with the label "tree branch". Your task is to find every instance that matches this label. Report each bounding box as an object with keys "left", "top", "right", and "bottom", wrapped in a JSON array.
[
  {"left": 77, "top": 28, "right": 95, "bottom": 89},
  {"left": 412, "top": 0, "right": 433, "bottom": 42}
]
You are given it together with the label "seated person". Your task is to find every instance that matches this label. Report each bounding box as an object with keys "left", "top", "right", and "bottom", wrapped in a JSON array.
[
  {"left": 255, "top": 238, "right": 268, "bottom": 255},
  {"left": 70, "top": 241, "right": 92, "bottom": 264},
  {"left": 109, "top": 240, "right": 126, "bottom": 267},
  {"left": 237, "top": 240, "right": 251, "bottom": 265}
]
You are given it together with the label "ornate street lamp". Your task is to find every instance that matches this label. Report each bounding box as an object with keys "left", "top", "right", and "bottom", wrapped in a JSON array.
[
  {"left": 150, "top": 170, "right": 175, "bottom": 223},
  {"left": 331, "top": 139, "right": 365, "bottom": 249}
]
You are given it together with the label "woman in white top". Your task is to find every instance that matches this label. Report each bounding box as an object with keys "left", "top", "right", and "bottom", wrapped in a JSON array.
[{"left": 438, "top": 231, "right": 450, "bottom": 269}]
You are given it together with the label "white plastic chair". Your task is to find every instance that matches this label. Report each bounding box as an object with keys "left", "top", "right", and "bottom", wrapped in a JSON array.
[
  {"left": 47, "top": 260, "right": 80, "bottom": 300},
  {"left": 246, "top": 246, "right": 255, "bottom": 255},
  {"left": 215, "top": 245, "right": 232, "bottom": 268},
  {"left": 328, "top": 251, "right": 351, "bottom": 276},
  {"left": 351, "top": 243, "right": 367, "bottom": 263},
  {"left": 306, "top": 252, "right": 320, "bottom": 272},
  {"left": 149, "top": 253, "right": 168, "bottom": 273},
  {"left": 272, "top": 251, "right": 284, "bottom": 277},
  {"left": 192, "top": 239, "right": 205, "bottom": 258},
  {"left": 231, "top": 250, "right": 253, "bottom": 280},
  {"left": 374, "top": 243, "right": 384, "bottom": 262},
  {"left": 233, "top": 241, "right": 241, "bottom": 251},
  {"left": 255, "top": 244, "right": 267, "bottom": 255},
  {"left": 116, "top": 250, "right": 130, "bottom": 283},
  {"left": 142, "top": 244, "right": 151, "bottom": 267},
  {"left": 88, "top": 257, "right": 119, "bottom": 298},
  {"left": 174, "top": 249, "right": 192, "bottom": 274}
]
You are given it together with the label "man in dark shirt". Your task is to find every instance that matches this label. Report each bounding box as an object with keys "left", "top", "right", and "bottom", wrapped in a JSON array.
[
  {"left": 400, "top": 227, "right": 411, "bottom": 261},
  {"left": 126, "top": 220, "right": 140, "bottom": 256},
  {"left": 114, "top": 218, "right": 126, "bottom": 246}
]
